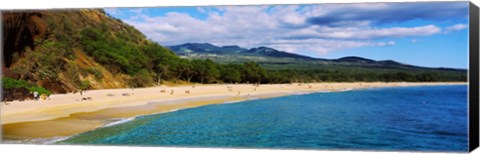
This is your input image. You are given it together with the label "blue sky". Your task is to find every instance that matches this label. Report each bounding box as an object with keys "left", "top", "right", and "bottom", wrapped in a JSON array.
[{"left": 105, "top": 2, "right": 469, "bottom": 69}]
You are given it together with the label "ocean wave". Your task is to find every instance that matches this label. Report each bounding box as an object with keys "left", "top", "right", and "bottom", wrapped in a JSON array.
[
  {"left": 292, "top": 90, "right": 332, "bottom": 95},
  {"left": 3, "top": 136, "right": 72, "bottom": 145},
  {"left": 292, "top": 91, "right": 313, "bottom": 95},
  {"left": 102, "top": 117, "right": 136, "bottom": 128},
  {"left": 223, "top": 100, "right": 244, "bottom": 104},
  {"left": 99, "top": 108, "right": 191, "bottom": 128},
  {"left": 339, "top": 88, "right": 354, "bottom": 92}
]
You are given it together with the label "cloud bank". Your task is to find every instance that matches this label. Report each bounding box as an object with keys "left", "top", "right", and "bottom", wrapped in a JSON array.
[{"left": 107, "top": 2, "right": 468, "bottom": 56}]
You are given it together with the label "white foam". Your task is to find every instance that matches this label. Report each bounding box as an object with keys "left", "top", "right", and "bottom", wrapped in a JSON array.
[
  {"left": 3, "top": 136, "right": 72, "bottom": 144},
  {"left": 341, "top": 88, "right": 354, "bottom": 91},
  {"left": 292, "top": 92, "right": 313, "bottom": 95},
  {"left": 41, "top": 136, "right": 72, "bottom": 144},
  {"left": 102, "top": 117, "right": 136, "bottom": 128},
  {"left": 99, "top": 107, "right": 189, "bottom": 129},
  {"left": 223, "top": 100, "right": 243, "bottom": 104}
]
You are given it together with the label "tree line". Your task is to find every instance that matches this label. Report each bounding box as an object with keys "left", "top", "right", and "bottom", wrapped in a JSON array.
[{"left": 78, "top": 26, "right": 467, "bottom": 88}]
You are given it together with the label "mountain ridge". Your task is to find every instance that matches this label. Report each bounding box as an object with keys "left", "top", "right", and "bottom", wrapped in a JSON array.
[
  {"left": 168, "top": 43, "right": 316, "bottom": 60},
  {"left": 167, "top": 43, "right": 465, "bottom": 71}
]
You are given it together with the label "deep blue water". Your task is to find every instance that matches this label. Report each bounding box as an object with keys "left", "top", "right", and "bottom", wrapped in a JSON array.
[{"left": 60, "top": 85, "right": 468, "bottom": 152}]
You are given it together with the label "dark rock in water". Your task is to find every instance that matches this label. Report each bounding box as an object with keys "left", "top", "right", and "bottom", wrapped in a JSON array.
[{"left": 2, "top": 88, "right": 34, "bottom": 101}]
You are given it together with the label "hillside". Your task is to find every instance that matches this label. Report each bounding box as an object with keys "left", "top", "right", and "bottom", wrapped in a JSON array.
[{"left": 2, "top": 9, "right": 177, "bottom": 94}]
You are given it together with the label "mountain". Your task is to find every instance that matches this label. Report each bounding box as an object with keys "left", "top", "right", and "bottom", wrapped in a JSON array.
[
  {"left": 168, "top": 43, "right": 316, "bottom": 62},
  {"left": 168, "top": 43, "right": 228, "bottom": 55},
  {"left": 245, "top": 47, "right": 316, "bottom": 60},
  {"left": 167, "top": 43, "right": 465, "bottom": 71},
  {"left": 334, "top": 56, "right": 376, "bottom": 63}
]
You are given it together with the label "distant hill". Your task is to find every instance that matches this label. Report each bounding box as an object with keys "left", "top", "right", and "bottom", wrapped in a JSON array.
[
  {"left": 168, "top": 43, "right": 246, "bottom": 55},
  {"left": 167, "top": 43, "right": 466, "bottom": 72},
  {"left": 168, "top": 43, "right": 317, "bottom": 63}
]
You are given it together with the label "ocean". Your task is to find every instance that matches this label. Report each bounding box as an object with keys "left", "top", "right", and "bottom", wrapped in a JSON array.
[{"left": 59, "top": 85, "right": 468, "bottom": 152}]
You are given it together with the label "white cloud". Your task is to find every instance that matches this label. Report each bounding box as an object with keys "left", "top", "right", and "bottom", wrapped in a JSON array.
[
  {"left": 261, "top": 39, "right": 396, "bottom": 55},
  {"left": 197, "top": 7, "right": 207, "bottom": 13},
  {"left": 444, "top": 24, "right": 467, "bottom": 33},
  {"left": 290, "top": 25, "right": 441, "bottom": 40},
  {"left": 411, "top": 39, "right": 424, "bottom": 43},
  {"left": 105, "top": 8, "right": 120, "bottom": 16},
  {"left": 387, "top": 41, "right": 396, "bottom": 45},
  {"left": 113, "top": 4, "right": 463, "bottom": 56},
  {"left": 129, "top": 8, "right": 146, "bottom": 14}
]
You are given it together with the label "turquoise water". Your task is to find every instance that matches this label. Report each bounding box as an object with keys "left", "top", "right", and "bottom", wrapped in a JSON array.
[{"left": 60, "top": 85, "right": 468, "bottom": 152}]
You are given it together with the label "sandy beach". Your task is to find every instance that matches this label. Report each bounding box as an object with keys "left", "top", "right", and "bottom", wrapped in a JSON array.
[{"left": 0, "top": 82, "right": 466, "bottom": 142}]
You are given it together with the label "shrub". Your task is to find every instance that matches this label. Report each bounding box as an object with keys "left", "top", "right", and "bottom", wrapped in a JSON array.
[
  {"left": 2, "top": 77, "right": 51, "bottom": 95},
  {"left": 79, "top": 80, "right": 91, "bottom": 90},
  {"left": 28, "top": 86, "right": 52, "bottom": 96},
  {"left": 129, "top": 69, "right": 153, "bottom": 87},
  {"left": 2, "top": 77, "right": 30, "bottom": 89},
  {"left": 86, "top": 68, "right": 104, "bottom": 80}
]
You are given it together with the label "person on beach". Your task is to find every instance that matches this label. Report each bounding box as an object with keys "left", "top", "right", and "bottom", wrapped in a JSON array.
[
  {"left": 41, "top": 94, "right": 46, "bottom": 100},
  {"left": 33, "top": 91, "right": 39, "bottom": 101}
]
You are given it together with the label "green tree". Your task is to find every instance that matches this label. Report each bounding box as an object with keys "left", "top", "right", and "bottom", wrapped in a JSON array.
[
  {"left": 191, "top": 59, "right": 220, "bottom": 83},
  {"left": 221, "top": 65, "right": 242, "bottom": 83},
  {"left": 242, "top": 61, "right": 266, "bottom": 83}
]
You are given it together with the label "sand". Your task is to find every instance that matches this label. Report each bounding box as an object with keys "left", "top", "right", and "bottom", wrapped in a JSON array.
[{"left": 0, "top": 82, "right": 466, "bottom": 141}]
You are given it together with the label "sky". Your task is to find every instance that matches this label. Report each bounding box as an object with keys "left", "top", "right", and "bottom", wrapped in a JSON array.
[{"left": 105, "top": 2, "right": 469, "bottom": 69}]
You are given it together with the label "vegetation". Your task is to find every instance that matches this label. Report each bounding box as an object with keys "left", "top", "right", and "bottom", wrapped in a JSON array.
[
  {"left": 112, "top": 55, "right": 465, "bottom": 85},
  {"left": 2, "top": 77, "right": 52, "bottom": 96}
]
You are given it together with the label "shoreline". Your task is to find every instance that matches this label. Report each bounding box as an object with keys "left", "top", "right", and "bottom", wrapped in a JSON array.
[{"left": 0, "top": 82, "right": 466, "bottom": 142}]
